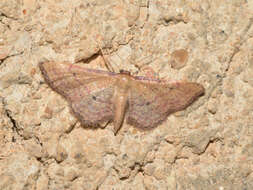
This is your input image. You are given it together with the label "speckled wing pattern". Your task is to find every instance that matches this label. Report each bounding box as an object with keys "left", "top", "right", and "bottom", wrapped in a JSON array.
[
  {"left": 127, "top": 79, "right": 204, "bottom": 130},
  {"left": 39, "top": 62, "right": 117, "bottom": 126}
]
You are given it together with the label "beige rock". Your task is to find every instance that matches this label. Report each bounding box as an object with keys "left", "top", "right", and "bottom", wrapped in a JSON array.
[
  {"left": 170, "top": 49, "right": 189, "bottom": 70},
  {"left": 55, "top": 143, "right": 68, "bottom": 163},
  {"left": 24, "top": 138, "right": 44, "bottom": 158},
  {"left": 0, "top": 152, "right": 40, "bottom": 190},
  {"left": 0, "top": 174, "right": 16, "bottom": 190},
  {"left": 0, "top": 0, "right": 22, "bottom": 19},
  {"left": 0, "top": 47, "right": 10, "bottom": 60},
  {"left": 36, "top": 172, "right": 49, "bottom": 190},
  {"left": 184, "top": 129, "right": 219, "bottom": 154}
]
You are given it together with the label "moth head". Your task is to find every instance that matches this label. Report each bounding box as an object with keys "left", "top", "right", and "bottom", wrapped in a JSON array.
[{"left": 119, "top": 70, "right": 131, "bottom": 76}]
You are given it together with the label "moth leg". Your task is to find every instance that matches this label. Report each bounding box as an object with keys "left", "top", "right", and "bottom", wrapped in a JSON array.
[{"left": 94, "top": 40, "right": 115, "bottom": 73}]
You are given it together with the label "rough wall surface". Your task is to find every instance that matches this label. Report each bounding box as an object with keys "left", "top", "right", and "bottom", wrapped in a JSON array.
[{"left": 0, "top": 0, "right": 253, "bottom": 189}]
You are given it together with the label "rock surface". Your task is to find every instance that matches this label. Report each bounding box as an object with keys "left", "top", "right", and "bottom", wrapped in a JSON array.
[{"left": 0, "top": 0, "right": 253, "bottom": 189}]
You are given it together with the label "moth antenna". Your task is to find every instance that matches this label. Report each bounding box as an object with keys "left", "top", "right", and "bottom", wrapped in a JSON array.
[
  {"left": 92, "top": 37, "right": 115, "bottom": 73},
  {"left": 112, "top": 47, "right": 140, "bottom": 75}
]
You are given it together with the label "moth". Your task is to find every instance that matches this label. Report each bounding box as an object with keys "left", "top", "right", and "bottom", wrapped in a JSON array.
[{"left": 39, "top": 61, "right": 204, "bottom": 134}]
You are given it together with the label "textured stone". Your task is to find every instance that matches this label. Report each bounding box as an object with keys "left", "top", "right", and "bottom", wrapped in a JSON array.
[
  {"left": 170, "top": 49, "right": 188, "bottom": 70},
  {"left": 36, "top": 172, "right": 49, "bottom": 190},
  {"left": 183, "top": 129, "right": 219, "bottom": 154},
  {"left": 0, "top": 0, "right": 22, "bottom": 19},
  {"left": 24, "top": 138, "right": 44, "bottom": 158},
  {"left": 0, "top": 152, "right": 40, "bottom": 190}
]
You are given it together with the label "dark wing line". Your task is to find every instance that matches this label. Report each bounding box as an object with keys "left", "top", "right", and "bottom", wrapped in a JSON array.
[
  {"left": 66, "top": 62, "right": 117, "bottom": 76},
  {"left": 39, "top": 62, "right": 118, "bottom": 80},
  {"left": 48, "top": 71, "right": 116, "bottom": 83},
  {"left": 132, "top": 78, "right": 176, "bottom": 107},
  {"left": 39, "top": 62, "right": 116, "bottom": 128},
  {"left": 40, "top": 62, "right": 116, "bottom": 83},
  {"left": 40, "top": 62, "right": 116, "bottom": 95},
  {"left": 126, "top": 80, "right": 185, "bottom": 129},
  {"left": 70, "top": 86, "right": 115, "bottom": 127},
  {"left": 133, "top": 75, "right": 162, "bottom": 83},
  {"left": 131, "top": 82, "right": 168, "bottom": 107},
  {"left": 50, "top": 76, "right": 112, "bottom": 90}
]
